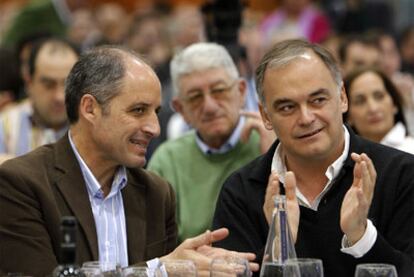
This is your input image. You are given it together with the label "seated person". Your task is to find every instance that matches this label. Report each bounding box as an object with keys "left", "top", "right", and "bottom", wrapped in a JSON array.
[
  {"left": 344, "top": 67, "right": 414, "bottom": 154},
  {"left": 0, "top": 46, "right": 258, "bottom": 277},
  {"left": 0, "top": 37, "right": 79, "bottom": 162},
  {"left": 148, "top": 42, "right": 274, "bottom": 242},
  {"left": 213, "top": 39, "right": 414, "bottom": 277}
]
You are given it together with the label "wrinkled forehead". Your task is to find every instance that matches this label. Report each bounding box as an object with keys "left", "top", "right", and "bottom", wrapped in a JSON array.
[{"left": 267, "top": 50, "right": 315, "bottom": 71}]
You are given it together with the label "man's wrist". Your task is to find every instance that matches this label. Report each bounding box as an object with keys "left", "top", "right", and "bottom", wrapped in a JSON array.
[
  {"left": 341, "top": 219, "right": 377, "bottom": 258},
  {"left": 345, "top": 222, "right": 367, "bottom": 246}
]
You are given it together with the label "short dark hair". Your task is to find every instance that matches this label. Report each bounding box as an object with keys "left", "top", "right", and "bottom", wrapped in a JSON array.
[
  {"left": 28, "top": 37, "right": 79, "bottom": 77},
  {"left": 65, "top": 46, "right": 141, "bottom": 123},
  {"left": 255, "top": 39, "right": 342, "bottom": 104},
  {"left": 338, "top": 33, "right": 379, "bottom": 64},
  {"left": 0, "top": 47, "right": 21, "bottom": 99},
  {"left": 344, "top": 67, "right": 408, "bottom": 133}
]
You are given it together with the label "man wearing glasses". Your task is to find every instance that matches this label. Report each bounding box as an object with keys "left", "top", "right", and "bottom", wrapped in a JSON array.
[{"left": 148, "top": 42, "right": 275, "bottom": 243}]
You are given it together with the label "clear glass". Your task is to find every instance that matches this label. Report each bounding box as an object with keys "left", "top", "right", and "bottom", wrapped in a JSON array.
[
  {"left": 260, "top": 195, "right": 297, "bottom": 277},
  {"left": 81, "top": 261, "right": 122, "bottom": 277},
  {"left": 283, "top": 258, "right": 324, "bottom": 277},
  {"left": 122, "top": 266, "right": 161, "bottom": 277},
  {"left": 210, "top": 256, "right": 251, "bottom": 277},
  {"left": 53, "top": 265, "right": 84, "bottom": 277},
  {"left": 162, "top": 259, "right": 197, "bottom": 277},
  {"left": 354, "top": 263, "right": 397, "bottom": 277}
]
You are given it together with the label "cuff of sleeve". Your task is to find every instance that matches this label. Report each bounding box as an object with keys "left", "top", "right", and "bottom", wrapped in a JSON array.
[
  {"left": 340, "top": 219, "right": 377, "bottom": 258},
  {"left": 146, "top": 258, "right": 168, "bottom": 277}
]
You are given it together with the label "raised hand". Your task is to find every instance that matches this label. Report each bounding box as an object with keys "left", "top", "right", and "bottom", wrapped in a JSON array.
[
  {"left": 263, "top": 171, "right": 300, "bottom": 242},
  {"left": 239, "top": 110, "right": 276, "bottom": 154},
  {"left": 340, "top": 153, "right": 377, "bottom": 245}
]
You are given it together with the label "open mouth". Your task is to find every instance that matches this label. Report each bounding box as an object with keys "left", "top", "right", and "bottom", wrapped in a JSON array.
[
  {"left": 297, "top": 128, "right": 323, "bottom": 139},
  {"left": 130, "top": 138, "right": 148, "bottom": 150}
]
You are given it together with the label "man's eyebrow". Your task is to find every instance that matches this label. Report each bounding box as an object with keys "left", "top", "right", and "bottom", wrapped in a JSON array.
[
  {"left": 309, "top": 88, "right": 330, "bottom": 97},
  {"left": 39, "top": 76, "right": 57, "bottom": 82},
  {"left": 273, "top": 98, "right": 293, "bottom": 107},
  {"left": 272, "top": 88, "right": 330, "bottom": 107}
]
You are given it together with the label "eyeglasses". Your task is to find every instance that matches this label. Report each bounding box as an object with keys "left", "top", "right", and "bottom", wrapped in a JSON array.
[{"left": 181, "top": 80, "right": 238, "bottom": 107}]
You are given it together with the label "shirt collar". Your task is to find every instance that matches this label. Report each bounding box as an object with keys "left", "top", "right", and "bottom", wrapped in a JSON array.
[
  {"left": 380, "top": 122, "right": 407, "bottom": 147},
  {"left": 68, "top": 131, "right": 127, "bottom": 199},
  {"left": 195, "top": 116, "right": 245, "bottom": 155},
  {"left": 271, "top": 125, "right": 350, "bottom": 209}
]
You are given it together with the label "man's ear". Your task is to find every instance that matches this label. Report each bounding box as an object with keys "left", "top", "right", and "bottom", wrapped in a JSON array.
[
  {"left": 259, "top": 103, "right": 274, "bottom": 131},
  {"left": 79, "top": 94, "right": 100, "bottom": 123},
  {"left": 25, "top": 76, "right": 34, "bottom": 97},
  {"left": 171, "top": 97, "right": 192, "bottom": 125},
  {"left": 238, "top": 78, "right": 247, "bottom": 108},
  {"left": 340, "top": 85, "right": 348, "bottom": 113},
  {"left": 171, "top": 98, "right": 183, "bottom": 114}
]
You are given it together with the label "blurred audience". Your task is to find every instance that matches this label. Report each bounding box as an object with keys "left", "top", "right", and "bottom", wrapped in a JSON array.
[
  {"left": 377, "top": 31, "right": 414, "bottom": 134},
  {"left": 399, "top": 25, "right": 414, "bottom": 76},
  {"left": 333, "top": 0, "right": 394, "bottom": 35},
  {"left": 0, "top": 37, "right": 79, "bottom": 162},
  {"left": 66, "top": 8, "right": 99, "bottom": 51},
  {"left": 125, "top": 10, "right": 172, "bottom": 80},
  {"left": 338, "top": 33, "right": 380, "bottom": 75},
  {"left": 2, "top": 0, "right": 89, "bottom": 48},
  {"left": 14, "top": 32, "right": 53, "bottom": 100},
  {"left": 93, "top": 3, "right": 131, "bottom": 45},
  {"left": 344, "top": 67, "right": 414, "bottom": 154},
  {"left": 168, "top": 4, "right": 206, "bottom": 53},
  {"left": 148, "top": 42, "right": 274, "bottom": 242},
  {"left": 0, "top": 48, "right": 21, "bottom": 111},
  {"left": 320, "top": 33, "right": 342, "bottom": 63},
  {"left": 260, "top": 0, "right": 331, "bottom": 49}
]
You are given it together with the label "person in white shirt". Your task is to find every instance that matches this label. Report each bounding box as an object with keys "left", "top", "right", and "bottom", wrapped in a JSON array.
[{"left": 344, "top": 67, "right": 414, "bottom": 154}]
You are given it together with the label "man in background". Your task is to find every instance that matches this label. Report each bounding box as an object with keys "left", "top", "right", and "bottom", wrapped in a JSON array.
[
  {"left": 148, "top": 42, "right": 274, "bottom": 242},
  {"left": 338, "top": 33, "right": 380, "bottom": 75},
  {"left": 0, "top": 37, "right": 78, "bottom": 162}
]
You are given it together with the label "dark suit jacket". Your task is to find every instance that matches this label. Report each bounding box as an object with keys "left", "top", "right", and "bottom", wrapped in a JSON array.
[
  {"left": 0, "top": 135, "right": 177, "bottom": 276},
  {"left": 213, "top": 127, "right": 414, "bottom": 277}
]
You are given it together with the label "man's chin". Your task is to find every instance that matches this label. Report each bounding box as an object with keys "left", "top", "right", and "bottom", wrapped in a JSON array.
[
  {"left": 45, "top": 118, "right": 68, "bottom": 130},
  {"left": 124, "top": 156, "right": 147, "bottom": 168}
]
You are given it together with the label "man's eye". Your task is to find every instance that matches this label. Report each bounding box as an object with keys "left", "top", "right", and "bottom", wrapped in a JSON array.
[
  {"left": 278, "top": 105, "right": 294, "bottom": 113},
  {"left": 187, "top": 93, "right": 203, "bottom": 102},
  {"left": 312, "top": 97, "right": 327, "bottom": 105},
  {"left": 211, "top": 88, "right": 226, "bottom": 95},
  {"left": 42, "top": 81, "right": 56, "bottom": 90},
  {"left": 134, "top": 107, "right": 145, "bottom": 113}
]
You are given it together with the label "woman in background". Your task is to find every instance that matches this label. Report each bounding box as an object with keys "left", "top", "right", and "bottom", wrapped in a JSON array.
[{"left": 344, "top": 67, "right": 414, "bottom": 154}]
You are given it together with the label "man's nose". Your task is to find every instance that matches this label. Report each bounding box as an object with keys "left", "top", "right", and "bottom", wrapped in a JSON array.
[
  {"left": 298, "top": 106, "right": 316, "bottom": 125},
  {"left": 143, "top": 112, "right": 161, "bottom": 138},
  {"left": 201, "top": 93, "right": 219, "bottom": 113},
  {"left": 55, "top": 83, "right": 66, "bottom": 103}
]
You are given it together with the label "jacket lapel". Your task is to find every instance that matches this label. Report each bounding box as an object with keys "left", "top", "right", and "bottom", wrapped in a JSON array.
[
  {"left": 52, "top": 135, "right": 99, "bottom": 261},
  {"left": 122, "top": 171, "right": 147, "bottom": 264}
]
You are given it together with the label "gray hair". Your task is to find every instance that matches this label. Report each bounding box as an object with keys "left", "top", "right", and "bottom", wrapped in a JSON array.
[
  {"left": 170, "top": 42, "right": 239, "bottom": 97},
  {"left": 255, "top": 39, "right": 343, "bottom": 104},
  {"left": 65, "top": 46, "right": 143, "bottom": 123}
]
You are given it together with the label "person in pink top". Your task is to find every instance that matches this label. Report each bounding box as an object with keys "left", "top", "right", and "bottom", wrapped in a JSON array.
[{"left": 260, "top": 0, "right": 331, "bottom": 47}]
